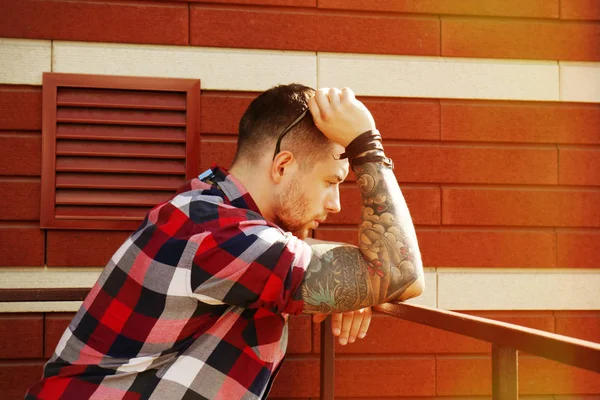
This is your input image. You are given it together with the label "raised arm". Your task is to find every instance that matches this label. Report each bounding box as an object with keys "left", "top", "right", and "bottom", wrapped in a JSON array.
[{"left": 301, "top": 88, "right": 424, "bottom": 313}]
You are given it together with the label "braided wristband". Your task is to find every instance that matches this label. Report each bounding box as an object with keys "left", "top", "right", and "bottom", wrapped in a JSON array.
[
  {"left": 352, "top": 153, "right": 394, "bottom": 170},
  {"left": 339, "top": 129, "right": 381, "bottom": 162}
]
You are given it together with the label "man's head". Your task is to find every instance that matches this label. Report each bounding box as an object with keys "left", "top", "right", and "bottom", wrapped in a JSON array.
[
  {"left": 229, "top": 84, "right": 349, "bottom": 239},
  {"left": 233, "top": 84, "right": 330, "bottom": 168}
]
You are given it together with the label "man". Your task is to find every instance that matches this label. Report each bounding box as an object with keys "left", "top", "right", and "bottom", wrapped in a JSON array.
[{"left": 26, "top": 85, "right": 424, "bottom": 399}]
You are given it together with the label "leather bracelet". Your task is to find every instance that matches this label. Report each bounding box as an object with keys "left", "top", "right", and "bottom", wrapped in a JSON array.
[
  {"left": 345, "top": 132, "right": 381, "bottom": 160},
  {"left": 340, "top": 129, "right": 381, "bottom": 162},
  {"left": 352, "top": 153, "right": 394, "bottom": 170},
  {"left": 352, "top": 140, "right": 383, "bottom": 157}
]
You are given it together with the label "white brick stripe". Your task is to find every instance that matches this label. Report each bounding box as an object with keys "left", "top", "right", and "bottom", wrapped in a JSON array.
[
  {"left": 1, "top": 267, "right": 599, "bottom": 312},
  {"left": 52, "top": 41, "right": 318, "bottom": 91},
  {"left": 1, "top": 38, "right": 599, "bottom": 103},
  {"left": 0, "top": 267, "right": 103, "bottom": 289},
  {"left": 437, "top": 268, "right": 600, "bottom": 310},
  {"left": 318, "top": 53, "right": 560, "bottom": 101},
  {"left": 560, "top": 61, "right": 600, "bottom": 102},
  {"left": 0, "top": 38, "right": 51, "bottom": 85}
]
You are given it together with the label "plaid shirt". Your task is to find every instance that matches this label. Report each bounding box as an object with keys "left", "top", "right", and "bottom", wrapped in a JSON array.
[{"left": 27, "top": 167, "right": 312, "bottom": 400}]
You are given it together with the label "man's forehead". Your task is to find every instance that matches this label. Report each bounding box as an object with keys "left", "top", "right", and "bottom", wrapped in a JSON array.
[
  {"left": 338, "top": 159, "right": 350, "bottom": 180},
  {"left": 323, "top": 153, "right": 349, "bottom": 180},
  {"left": 333, "top": 145, "right": 350, "bottom": 173}
]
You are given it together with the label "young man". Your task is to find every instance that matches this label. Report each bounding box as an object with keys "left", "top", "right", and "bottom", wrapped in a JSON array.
[{"left": 26, "top": 85, "right": 424, "bottom": 399}]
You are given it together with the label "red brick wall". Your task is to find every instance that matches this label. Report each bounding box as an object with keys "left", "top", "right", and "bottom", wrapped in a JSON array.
[
  {"left": 1, "top": 0, "right": 599, "bottom": 60},
  {"left": 3, "top": 87, "right": 598, "bottom": 270}
]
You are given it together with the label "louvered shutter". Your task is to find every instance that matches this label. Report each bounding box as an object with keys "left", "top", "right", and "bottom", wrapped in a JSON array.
[{"left": 41, "top": 73, "right": 200, "bottom": 230}]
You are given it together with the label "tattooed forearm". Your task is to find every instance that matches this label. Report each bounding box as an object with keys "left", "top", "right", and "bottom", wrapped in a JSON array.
[
  {"left": 301, "top": 159, "right": 423, "bottom": 313},
  {"left": 302, "top": 245, "right": 371, "bottom": 313},
  {"left": 354, "top": 161, "right": 422, "bottom": 303}
]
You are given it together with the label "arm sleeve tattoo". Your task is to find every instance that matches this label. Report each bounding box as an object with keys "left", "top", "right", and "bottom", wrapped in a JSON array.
[{"left": 302, "top": 161, "right": 423, "bottom": 313}]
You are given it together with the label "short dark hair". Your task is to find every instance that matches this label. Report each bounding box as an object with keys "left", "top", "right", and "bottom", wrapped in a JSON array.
[{"left": 232, "top": 84, "right": 333, "bottom": 168}]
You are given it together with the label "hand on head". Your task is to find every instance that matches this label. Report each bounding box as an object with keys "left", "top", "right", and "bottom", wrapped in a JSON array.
[{"left": 308, "top": 87, "right": 376, "bottom": 148}]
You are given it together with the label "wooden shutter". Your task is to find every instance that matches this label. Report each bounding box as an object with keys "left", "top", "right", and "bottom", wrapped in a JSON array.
[{"left": 41, "top": 73, "right": 200, "bottom": 230}]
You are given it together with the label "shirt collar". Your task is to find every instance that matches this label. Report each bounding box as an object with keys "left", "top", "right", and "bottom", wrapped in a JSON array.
[{"left": 198, "top": 166, "right": 263, "bottom": 216}]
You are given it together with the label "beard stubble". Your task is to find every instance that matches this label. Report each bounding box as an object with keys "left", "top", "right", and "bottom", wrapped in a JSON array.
[{"left": 272, "top": 175, "right": 312, "bottom": 239}]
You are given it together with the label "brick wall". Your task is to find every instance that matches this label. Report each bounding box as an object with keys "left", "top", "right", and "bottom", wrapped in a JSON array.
[{"left": 0, "top": 0, "right": 599, "bottom": 398}]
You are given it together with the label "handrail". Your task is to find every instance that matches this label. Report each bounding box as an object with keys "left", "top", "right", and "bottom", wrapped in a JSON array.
[
  {"left": 374, "top": 302, "right": 600, "bottom": 372},
  {"left": 319, "top": 302, "right": 600, "bottom": 400},
  {"left": 0, "top": 288, "right": 89, "bottom": 302}
]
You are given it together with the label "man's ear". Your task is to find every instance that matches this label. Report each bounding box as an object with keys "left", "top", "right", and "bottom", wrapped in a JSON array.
[{"left": 271, "top": 151, "right": 295, "bottom": 184}]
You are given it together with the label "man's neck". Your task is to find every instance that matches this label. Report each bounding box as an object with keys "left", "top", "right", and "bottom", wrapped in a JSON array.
[{"left": 229, "top": 163, "right": 274, "bottom": 222}]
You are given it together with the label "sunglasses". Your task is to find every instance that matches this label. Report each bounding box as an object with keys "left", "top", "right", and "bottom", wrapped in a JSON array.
[{"left": 272, "top": 107, "right": 309, "bottom": 160}]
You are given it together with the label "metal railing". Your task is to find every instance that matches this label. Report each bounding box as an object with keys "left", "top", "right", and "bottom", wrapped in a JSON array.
[{"left": 319, "top": 302, "right": 600, "bottom": 400}]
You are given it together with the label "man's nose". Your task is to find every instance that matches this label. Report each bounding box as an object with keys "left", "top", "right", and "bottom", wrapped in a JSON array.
[{"left": 325, "top": 190, "right": 342, "bottom": 214}]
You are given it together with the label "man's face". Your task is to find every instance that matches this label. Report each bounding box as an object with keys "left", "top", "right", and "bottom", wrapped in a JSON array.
[{"left": 272, "top": 144, "right": 348, "bottom": 239}]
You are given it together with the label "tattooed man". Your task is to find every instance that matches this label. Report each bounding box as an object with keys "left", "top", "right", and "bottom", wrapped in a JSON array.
[{"left": 27, "top": 85, "right": 424, "bottom": 400}]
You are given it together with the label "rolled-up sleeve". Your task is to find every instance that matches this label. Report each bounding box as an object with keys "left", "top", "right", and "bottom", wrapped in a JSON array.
[{"left": 190, "top": 219, "right": 312, "bottom": 315}]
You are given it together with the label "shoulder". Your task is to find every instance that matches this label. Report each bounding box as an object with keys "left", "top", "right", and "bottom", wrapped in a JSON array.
[{"left": 194, "top": 215, "right": 312, "bottom": 267}]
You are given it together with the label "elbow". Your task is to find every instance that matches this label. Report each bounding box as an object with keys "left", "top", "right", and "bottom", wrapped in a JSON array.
[
  {"left": 397, "top": 271, "right": 425, "bottom": 301},
  {"left": 410, "top": 275, "right": 426, "bottom": 297},
  {"left": 406, "top": 254, "right": 425, "bottom": 298}
]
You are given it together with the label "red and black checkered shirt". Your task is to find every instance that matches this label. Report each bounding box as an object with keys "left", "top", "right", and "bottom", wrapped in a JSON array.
[{"left": 26, "top": 166, "right": 312, "bottom": 400}]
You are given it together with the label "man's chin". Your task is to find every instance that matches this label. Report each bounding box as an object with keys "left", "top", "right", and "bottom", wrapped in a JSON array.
[
  {"left": 294, "top": 230, "right": 309, "bottom": 240},
  {"left": 291, "top": 227, "right": 311, "bottom": 240},
  {"left": 277, "top": 220, "right": 313, "bottom": 240}
]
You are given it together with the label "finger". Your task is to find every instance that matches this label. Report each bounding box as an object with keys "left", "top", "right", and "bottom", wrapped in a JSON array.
[
  {"left": 314, "top": 88, "right": 333, "bottom": 121},
  {"left": 328, "top": 87, "right": 342, "bottom": 107},
  {"left": 330, "top": 313, "right": 342, "bottom": 336},
  {"left": 358, "top": 307, "right": 372, "bottom": 339},
  {"left": 348, "top": 308, "right": 365, "bottom": 344},
  {"left": 308, "top": 96, "right": 322, "bottom": 126},
  {"left": 314, "top": 88, "right": 331, "bottom": 109},
  {"left": 340, "top": 87, "right": 355, "bottom": 103},
  {"left": 338, "top": 311, "right": 354, "bottom": 346},
  {"left": 312, "top": 313, "right": 328, "bottom": 324}
]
